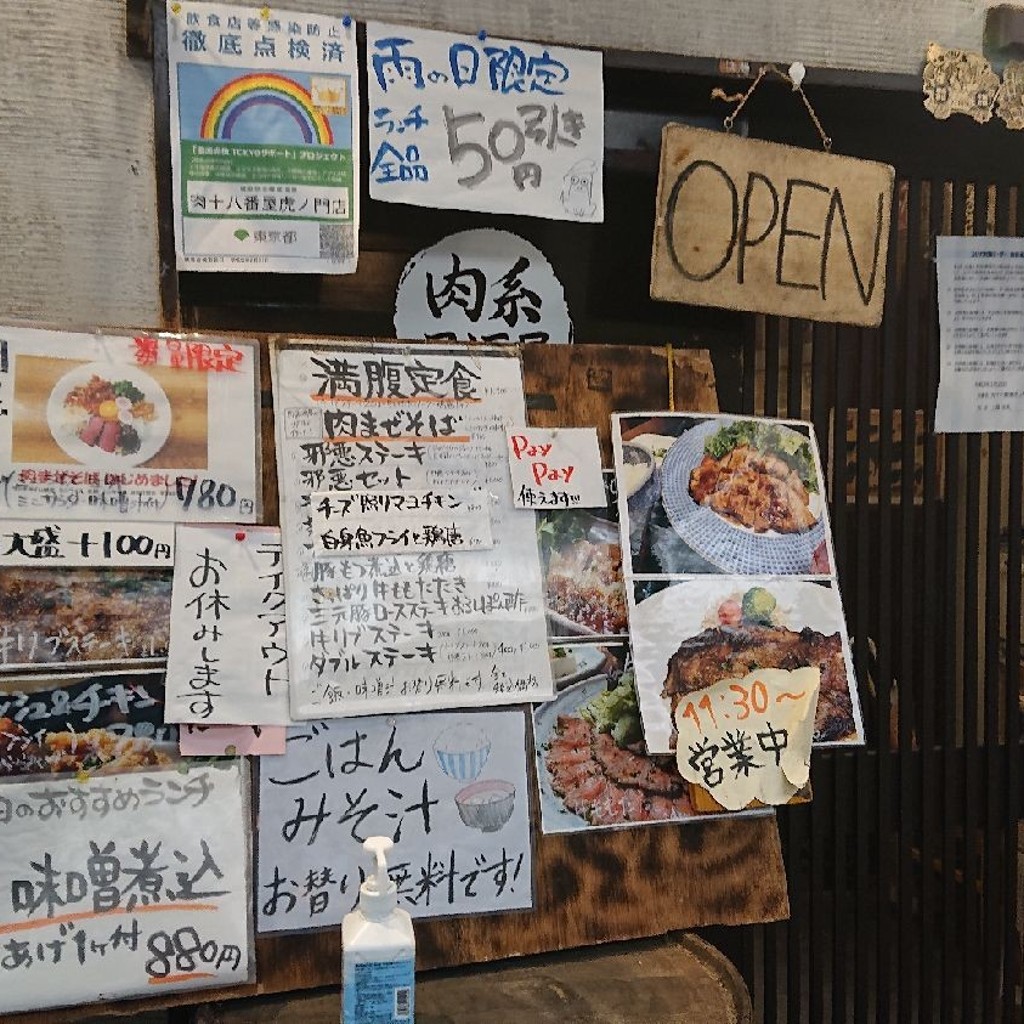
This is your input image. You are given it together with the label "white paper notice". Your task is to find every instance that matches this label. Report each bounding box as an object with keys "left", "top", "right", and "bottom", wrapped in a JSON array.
[
  {"left": 168, "top": 2, "right": 360, "bottom": 274},
  {"left": 0, "top": 520, "right": 174, "bottom": 567},
  {"left": 0, "top": 762, "right": 252, "bottom": 1014},
  {"left": 274, "top": 343, "right": 554, "bottom": 718},
  {"left": 935, "top": 235, "right": 1024, "bottom": 432},
  {"left": 507, "top": 427, "right": 605, "bottom": 509},
  {"left": 0, "top": 325, "right": 260, "bottom": 523},
  {"left": 366, "top": 23, "right": 603, "bottom": 222},
  {"left": 311, "top": 488, "right": 493, "bottom": 556},
  {"left": 394, "top": 228, "right": 573, "bottom": 345},
  {"left": 674, "top": 666, "right": 819, "bottom": 811},
  {"left": 167, "top": 526, "right": 290, "bottom": 725},
  {"left": 257, "top": 709, "right": 532, "bottom": 931}
]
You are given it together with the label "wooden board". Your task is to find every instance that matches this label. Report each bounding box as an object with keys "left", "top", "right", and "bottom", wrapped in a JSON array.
[
  {"left": 6, "top": 341, "right": 788, "bottom": 1024},
  {"left": 194, "top": 933, "right": 751, "bottom": 1024},
  {"left": 651, "top": 124, "right": 894, "bottom": 327}
]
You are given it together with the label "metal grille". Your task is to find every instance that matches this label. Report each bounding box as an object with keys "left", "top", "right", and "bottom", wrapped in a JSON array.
[{"left": 730, "top": 179, "right": 1024, "bottom": 1024}]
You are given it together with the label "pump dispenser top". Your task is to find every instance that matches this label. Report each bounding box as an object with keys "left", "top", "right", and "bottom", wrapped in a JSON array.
[{"left": 359, "top": 835, "right": 397, "bottom": 919}]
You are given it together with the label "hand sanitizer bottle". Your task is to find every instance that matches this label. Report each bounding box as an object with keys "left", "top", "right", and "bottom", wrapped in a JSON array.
[{"left": 342, "top": 836, "right": 415, "bottom": 1024}]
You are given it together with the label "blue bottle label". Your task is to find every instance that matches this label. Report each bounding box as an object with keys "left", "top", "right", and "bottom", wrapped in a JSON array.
[{"left": 343, "top": 958, "right": 414, "bottom": 1023}]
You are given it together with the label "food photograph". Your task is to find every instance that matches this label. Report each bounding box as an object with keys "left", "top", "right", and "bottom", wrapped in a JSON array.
[
  {"left": 11, "top": 353, "right": 210, "bottom": 471},
  {"left": 614, "top": 413, "right": 834, "bottom": 577},
  {"left": 0, "top": 566, "right": 172, "bottom": 669},
  {"left": 537, "top": 472, "right": 629, "bottom": 639},
  {"left": 533, "top": 646, "right": 766, "bottom": 833},
  {"left": 628, "top": 577, "right": 864, "bottom": 755},
  {"left": 0, "top": 669, "right": 178, "bottom": 778}
]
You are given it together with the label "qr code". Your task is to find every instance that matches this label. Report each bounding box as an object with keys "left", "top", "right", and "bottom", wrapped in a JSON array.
[{"left": 319, "top": 222, "right": 354, "bottom": 264}]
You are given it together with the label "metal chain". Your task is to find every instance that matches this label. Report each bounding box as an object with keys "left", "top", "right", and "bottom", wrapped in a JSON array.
[{"left": 716, "top": 63, "right": 832, "bottom": 152}]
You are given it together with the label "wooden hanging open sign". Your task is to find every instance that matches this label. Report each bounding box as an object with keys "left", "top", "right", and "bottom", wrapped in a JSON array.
[{"left": 651, "top": 124, "right": 895, "bottom": 326}]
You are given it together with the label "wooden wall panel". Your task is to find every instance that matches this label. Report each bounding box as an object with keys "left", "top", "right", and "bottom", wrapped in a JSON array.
[{"left": 6, "top": 341, "right": 787, "bottom": 1024}]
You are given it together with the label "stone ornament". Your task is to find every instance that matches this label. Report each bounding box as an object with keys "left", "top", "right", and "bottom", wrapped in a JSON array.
[{"left": 923, "top": 42, "right": 1000, "bottom": 124}]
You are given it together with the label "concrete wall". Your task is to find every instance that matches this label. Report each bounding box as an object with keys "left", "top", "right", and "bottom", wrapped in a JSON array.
[{"left": 0, "top": 0, "right": 989, "bottom": 329}]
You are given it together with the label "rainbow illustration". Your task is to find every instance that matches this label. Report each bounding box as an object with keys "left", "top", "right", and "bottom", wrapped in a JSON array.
[{"left": 199, "top": 72, "right": 333, "bottom": 145}]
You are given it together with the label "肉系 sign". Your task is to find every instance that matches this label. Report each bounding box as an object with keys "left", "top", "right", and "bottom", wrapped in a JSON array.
[{"left": 651, "top": 125, "right": 894, "bottom": 326}]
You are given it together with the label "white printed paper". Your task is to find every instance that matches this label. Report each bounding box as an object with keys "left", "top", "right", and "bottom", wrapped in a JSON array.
[
  {"left": 674, "top": 666, "right": 819, "bottom": 810},
  {"left": 0, "top": 326, "right": 260, "bottom": 523},
  {"left": 508, "top": 427, "right": 605, "bottom": 509},
  {"left": 274, "top": 342, "right": 554, "bottom": 718},
  {"left": 167, "top": 526, "right": 290, "bottom": 725},
  {"left": 935, "top": 235, "right": 1024, "bottom": 432},
  {"left": 311, "top": 488, "right": 493, "bottom": 555},
  {"left": 258, "top": 709, "right": 532, "bottom": 931},
  {"left": 367, "top": 23, "right": 603, "bottom": 222},
  {"left": 168, "top": 2, "right": 360, "bottom": 274},
  {"left": 0, "top": 762, "right": 252, "bottom": 1013},
  {"left": 0, "top": 520, "right": 174, "bottom": 567},
  {"left": 394, "top": 228, "right": 573, "bottom": 345}
]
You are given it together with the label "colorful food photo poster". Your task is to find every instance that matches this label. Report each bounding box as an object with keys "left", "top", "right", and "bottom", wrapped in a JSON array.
[
  {"left": 628, "top": 578, "right": 862, "bottom": 756},
  {"left": 0, "top": 761, "right": 252, "bottom": 1014},
  {"left": 167, "top": 2, "right": 360, "bottom": 274},
  {"left": 614, "top": 413, "right": 833, "bottom": 577},
  {"left": 538, "top": 470, "right": 627, "bottom": 640},
  {"left": 534, "top": 641, "right": 772, "bottom": 832},
  {"left": 258, "top": 709, "right": 532, "bottom": 931},
  {"left": 612, "top": 414, "right": 865, "bottom": 771},
  {"left": 0, "top": 326, "right": 261, "bottom": 523},
  {"left": 0, "top": 669, "right": 179, "bottom": 778}
]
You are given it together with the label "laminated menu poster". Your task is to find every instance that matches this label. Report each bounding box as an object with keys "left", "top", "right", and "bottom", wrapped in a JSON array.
[
  {"left": 0, "top": 326, "right": 261, "bottom": 523},
  {"left": 534, "top": 639, "right": 772, "bottom": 831},
  {"left": 166, "top": 525, "right": 290, "bottom": 726},
  {"left": 0, "top": 761, "right": 252, "bottom": 1013},
  {"left": 612, "top": 414, "right": 864, "bottom": 760},
  {"left": 257, "top": 709, "right": 532, "bottom": 931},
  {"left": 366, "top": 23, "right": 603, "bottom": 222},
  {"left": 0, "top": 670, "right": 179, "bottom": 778},
  {"left": 273, "top": 342, "right": 553, "bottom": 718},
  {"left": 167, "top": 2, "right": 360, "bottom": 274}
]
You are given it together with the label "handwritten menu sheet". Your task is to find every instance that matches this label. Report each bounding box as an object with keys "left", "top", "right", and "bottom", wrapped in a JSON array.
[
  {"left": 167, "top": 526, "right": 290, "bottom": 726},
  {"left": 613, "top": 413, "right": 864, "bottom": 778},
  {"left": 0, "top": 670, "right": 178, "bottom": 778},
  {"left": 0, "top": 326, "right": 260, "bottom": 523},
  {"left": 394, "top": 228, "right": 573, "bottom": 345},
  {"left": 274, "top": 343, "right": 553, "bottom": 718},
  {"left": 167, "top": 1, "right": 360, "bottom": 274},
  {"left": 0, "top": 762, "right": 252, "bottom": 1013},
  {"left": 257, "top": 709, "right": 532, "bottom": 931},
  {"left": 366, "top": 23, "right": 604, "bottom": 222},
  {"left": 935, "top": 235, "right": 1024, "bottom": 432}
]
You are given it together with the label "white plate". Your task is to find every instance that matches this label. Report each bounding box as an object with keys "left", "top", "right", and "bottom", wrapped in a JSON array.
[
  {"left": 629, "top": 578, "right": 856, "bottom": 754},
  {"left": 46, "top": 362, "right": 172, "bottom": 468},
  {"left": 660, "top": 419, "right": 827, "bottom": 575},
  {"left": 532, "top": 676, "right": 609, "bottom": 833},
  {"left": 548, "top": 644, "right": 606, "bottom": 688}
]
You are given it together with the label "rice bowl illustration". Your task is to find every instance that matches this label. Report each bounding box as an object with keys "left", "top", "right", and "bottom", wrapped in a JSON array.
[
  {"left": 433, "top": 722, "right": 491, "bottom": 781},
  {"left": 454, "top": 779, "right": 516, "bottom": 832}
]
